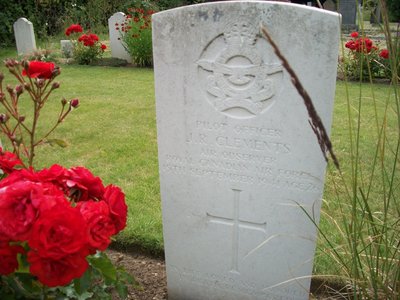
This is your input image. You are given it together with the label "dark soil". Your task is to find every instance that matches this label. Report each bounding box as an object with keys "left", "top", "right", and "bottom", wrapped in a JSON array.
[
  {"left": 107, "top": 248, "right": 348, "bottom": 300},
  {"left": 107, "top": 249, "right": 167, "bottom": 300}
]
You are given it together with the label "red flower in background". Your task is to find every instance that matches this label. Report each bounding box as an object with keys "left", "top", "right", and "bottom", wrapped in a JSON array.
[
  {"left": 65, "top": 24, "right": 83, "bottom": 36},
  {"left": 350, "top": 31, "right": 359, "bottom": 38},
  {"left": 345, "top": 36, "right": 377, "bottom": 54},
  {"left": 22, "top": 61, "right": 55, "bottom": 79},
  {"left": 0, "top": 243, "right": 25, "bottom": 275},
  {"left": 78, "top": 33, "right": 99, "bottom": 47},
  {"left": 101, "top": 43, "right": 107, "bottom": 50},
  {"left": 379, "top": 49, "right": 389, "bottom": 59}
]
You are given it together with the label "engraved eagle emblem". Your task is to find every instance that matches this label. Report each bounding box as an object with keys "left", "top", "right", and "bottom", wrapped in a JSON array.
[{"left": 197, "top": 21, "right": 283, "bottom": 118}]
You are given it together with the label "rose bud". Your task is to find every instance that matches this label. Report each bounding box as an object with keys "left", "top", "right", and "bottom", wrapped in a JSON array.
[
  {"left": 51, "top": 82, "right": 60, "bottom": 90},
  {"left": 0, "top": 113, "right": 9, "bottom": 123},
  {"left": 35, "top": 78, "right": 45, "bottom": 88},
  {"left": 61, "top": 98, "right": 67, "bottom": 106},
  {"left": 18, "top": 116, "right": 25, "bottom": 122},
  {"left": 6, "top": 84, "right": 13, "bottom": 94},
  {"left": 4, "top": 59, "right": 17, "bottom": 68},
  {"left": 52, "top": 66, "right": 61, "bottom": 78},
  {"left": 24, "top": 82, "right": 31, "bottom": 91},
  {"left": 15, "top": 84, "right": 24, "bottom": 96},
  {"left": 21, "top": 60, "right": 29, "bottom": 70},
  {"left": 70, "top": 98, "right": 79, "bottom": 108}
]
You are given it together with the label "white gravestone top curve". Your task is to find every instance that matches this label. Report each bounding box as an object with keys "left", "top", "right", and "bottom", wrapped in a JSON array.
[
  {"left": 153, "top": 2, "right": 340, "bottom": 299},
  {"left": 13, "top": 18, "right": 37, "bottom": 55},
  {"left": 108, "top": 12, "right": 132, "bottom": 63}
]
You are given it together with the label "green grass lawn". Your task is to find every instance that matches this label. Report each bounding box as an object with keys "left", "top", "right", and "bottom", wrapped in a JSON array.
[{"left": 0, "top": 48, "right": 398, "bottom": 272}]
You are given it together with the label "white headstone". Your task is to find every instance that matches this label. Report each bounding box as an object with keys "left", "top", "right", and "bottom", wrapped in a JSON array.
[
  {"left": 108, "top": 12, "right": 132, "bottom": 63},
  {"left": 60, "top": 40, "right": 74, "bottom": 58},
  {"left": 153, "top": 2, "right": 340, "bottom": 300},
  {"left": 13, "top": 18, "right": 37, "bottom": 55}
]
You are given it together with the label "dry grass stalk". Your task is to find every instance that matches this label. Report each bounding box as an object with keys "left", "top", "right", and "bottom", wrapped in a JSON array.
[{"left": 260, "top": 24, "right": 340, "bottom": 170}]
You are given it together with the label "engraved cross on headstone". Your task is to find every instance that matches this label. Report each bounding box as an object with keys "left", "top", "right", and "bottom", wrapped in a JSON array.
[{"left": 207, "top": 189, "right": 267, "bottom": 274}]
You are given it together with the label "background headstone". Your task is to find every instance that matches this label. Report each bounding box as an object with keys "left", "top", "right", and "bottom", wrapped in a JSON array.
[
  {"left": 338, "top": 0, "right": 357, "bottom": 28},
  {"left": 323, "top": 0, "right": 336, "bottom": 12},
  {"left": 60, "top": 40, "right": 74, "bottom": 58},
  {"left": 108, "top": 12, "right": 132, "bottom": 63},
  {"left": 153, "top": 2, "right": 340, "bottom": 300},
  {"left": 13, "top": 18, "right": 37, "bottom": 55}
]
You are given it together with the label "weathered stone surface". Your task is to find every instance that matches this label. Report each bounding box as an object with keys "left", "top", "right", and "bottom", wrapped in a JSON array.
[
  {"left": 108, "top": 12, "right": 132, "bottom": 63},
  {"left": 153, "top": 2, "right": 340, "bottom": 299},
  {"left": 60, "top": 40, "right": 74, "bottom": 58},
  {"left": 13, "top": 18, "right": 36, "bottom": 55}
]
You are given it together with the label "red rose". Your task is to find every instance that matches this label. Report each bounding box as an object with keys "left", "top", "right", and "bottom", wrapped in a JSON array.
[
  {"left": 379, "top": 49, "right": 389, "bottom": 59},
  {"left": 78, "top": 34, "right": 85, "bottom": 42},
  {"left": 0, "top": 243, "right": 24, "bottom": 275},
  {"left": 101, "top": 44, "right": 107, "bottom": 50},
  {"left": 0, "top": 180, "right": 68, "bottom": 241},
  {"left": 65, "top": 24, "right": 83, "bottom": 36},
  {"left": 0, "top": 181, "right": 42, "bottom": 240},
  {"left": 345, "top": 40, "right": 356, "bottom": 50},
  {"left": 350, "top": 31, "right": 359, "bottom": 38},
  {"left": 22, "top": 61, "right": 55, "bottom": 79},
  {"left": 28, "top": 251, "right": 88, "bottom": 287},
  {"left": 0, "top": 148, "right": 23, "bottom": 173},
  {"left": 78, "top": 34, "right": 95, "bottom": 46},
  {"left": 36, "top": 164, "right": 69, "bottom": 193},
  {"left": 32, "top": 183, "right": 69, "bottom": 213},
  {"left": 0, "top": 168, "right": 37, "bottom": 188},
  {"left": 77, "top": 200, "right": 116, "bottom": 251},
  {"left": 70, "top": 98, "right": 79, "bottom": 108},
  {"left": 103, "top": 185, "right": 127, "bottom": 233},
  {"left": 89, "top": 33, "right": 99, "bottom": 41},
  {"left": 28, "top": 206, "right": 88, "bottom": 259},
  {"left": 66, "top": 166, "right": 105, "bottom": 201}
]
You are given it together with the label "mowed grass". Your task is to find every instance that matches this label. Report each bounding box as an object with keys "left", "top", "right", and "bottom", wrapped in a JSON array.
[
  {"left": 314, "top": 80, "right": 400, "bottom": 275},
  {"left": 0, "top": 49, "right": 398, "bottom": 270}
]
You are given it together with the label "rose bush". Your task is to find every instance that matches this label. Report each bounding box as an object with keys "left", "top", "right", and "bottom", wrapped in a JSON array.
[
  {"left": 116, "top": 8, "right": 155, "bottom": 67},
  {"left": 342, "top": 31, "right": 392, "bottom": 81},
  {"left": 64, "top": 24, "right": 107, "bottom": 65},
  {"left": 0, "top": 59, "right": 133, "bottom": 299}
]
